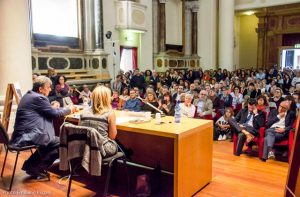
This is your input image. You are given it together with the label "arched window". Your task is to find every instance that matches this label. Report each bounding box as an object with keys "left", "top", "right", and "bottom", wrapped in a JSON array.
[{"left": 31, "top": 0, "right": 81, "bottom": 49}]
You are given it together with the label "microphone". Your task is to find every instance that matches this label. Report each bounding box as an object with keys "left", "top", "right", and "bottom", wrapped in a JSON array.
[{"left": 137, "top": 97, "right": 164, "bottom": 115}]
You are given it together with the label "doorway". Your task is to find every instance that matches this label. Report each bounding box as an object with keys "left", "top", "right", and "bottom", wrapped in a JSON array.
[{"left": 120, "top": 47, "right": 138, "bottom": 72}]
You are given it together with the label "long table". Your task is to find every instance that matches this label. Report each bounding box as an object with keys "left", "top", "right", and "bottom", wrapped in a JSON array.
[{"left": 62, "top": 111, "right": 213, "bottom": 197}]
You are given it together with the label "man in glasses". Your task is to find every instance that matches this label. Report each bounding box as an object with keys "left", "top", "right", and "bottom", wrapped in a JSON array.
[
  {"left": 196, "top": 90, "right": 213, "bottom": 118},
  {"left": 228, "top": 98, "right": 265, "bottom": 156},
  {"left": 270, "top": 88, "right": 284, "bottom": 109},
  {"left": 261, "top": 100, "right": 296, "bottom": 161}
]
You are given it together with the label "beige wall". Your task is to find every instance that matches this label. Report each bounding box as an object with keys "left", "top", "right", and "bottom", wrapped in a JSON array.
[
  {"left": 103, "top": 0, "right": 120, "bottom": 77},
  {"left": 0, "top": 0, "right": 32, "bottom": 97},
  {"left": 235, "top": 0, "right": 300, "bottom": 10},
  {"left": 235, "top": 14, "right": 258, "bottom": 69},
  {"left": 139, "top": 0, "right": 153, "bottom": 71}
]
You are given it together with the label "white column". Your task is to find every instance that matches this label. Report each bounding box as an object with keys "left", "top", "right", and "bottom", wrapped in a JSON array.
[
  {"left": 191, "top": 2, "right": 199, "bottom": 56},
  {"left": 218, "top": 0, "right": 234, "bottom": 71},
  {"left": 83, "top": 0, "right": 95, "bottom": 53},
  {"left": 184, "top": 2, "right": 192, "bottom": 56},
  {"left": 94, "top": 0, "right": 104, "bottom": 50},
  {"left": 0, "top": 0, "right": 32, "bottom": 97},
  {"left": 198, "top": 0, "right": 217, "bottom": 70},
  {"left": 152, "top": 0, "right": 159, "bottom": 54}
]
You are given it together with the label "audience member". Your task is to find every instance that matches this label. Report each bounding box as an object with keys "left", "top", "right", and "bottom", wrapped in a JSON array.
[
  {"left": 112, "top": 75, "right": 122, "bottom": 94},
  {"left": 159, "top": 93, "right": 175, "bottom": 116},
  {"left": 261, "top": 100, "right": 296, "bottom": 161},
  {"left": 270, "top": 88, "right": 284, "bottom": 109},
  {"left": 79, "top": 84, "right": 92, "bottom": 105},
  {"left": 111, "top": 90, "right": 120, "bottom": 109},
  {"left": 196, "top": 90, "right": 213, "bottom": 118},
  {"left": 55, "top": 75, "right": 70, "bottom": 106},
  {"left": 179, "top": 94, "right": 196, "bottom": 118},
  {"left": 215, "top": 107, "right": 234, "bottom": 141},
  {"left": 228, "top": 98, "right": 265, "bottom": 156},
  {"left": 69, "top": 85, "right": 79, "bottom": 105},
  {"left": 123, "top": 89, "right": 142, "bottom": 112},
  {"left": 142, "top": 89, "right": 159, "bottom": 114}
]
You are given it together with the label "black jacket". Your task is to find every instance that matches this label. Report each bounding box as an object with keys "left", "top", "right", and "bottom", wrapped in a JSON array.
[
  {"left": 266, "top": 109, "right": 296, "bottom": 134},
  {"left": 10, "top": 91, "right": 71, "bottom": 146},
  {"left": 130, "top": 75, "right": 145, "bottom": 89},
  {"left": 235, "top": 108, "right": 265, "bottom": 131}
]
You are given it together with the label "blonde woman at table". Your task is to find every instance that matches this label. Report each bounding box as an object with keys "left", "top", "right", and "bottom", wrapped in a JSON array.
[{"left": 79, "top": 86, "right": 118, "bottom": 157}]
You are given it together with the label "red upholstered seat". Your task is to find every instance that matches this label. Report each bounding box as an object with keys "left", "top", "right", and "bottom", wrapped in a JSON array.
[
  {"left": 233, "top": 127, "right": 265, "bottom": 158},
  {"left": 272, "top": 120, "right": 297, "bottom": 162}
]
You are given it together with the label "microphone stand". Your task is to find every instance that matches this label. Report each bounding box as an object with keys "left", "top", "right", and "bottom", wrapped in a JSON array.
[{"left": 137, "top": 97, "right": 164, "bottom": 115}]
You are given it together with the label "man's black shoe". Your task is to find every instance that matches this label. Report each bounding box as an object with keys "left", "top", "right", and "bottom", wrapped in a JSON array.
[{"left": 260, "top": 158, "right": 267, "bottom": 162}]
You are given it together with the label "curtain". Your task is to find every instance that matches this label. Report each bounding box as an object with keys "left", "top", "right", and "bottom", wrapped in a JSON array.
[
  {"left": 120, "top": 47, "right": 138, "bottom": 72},
  {"left": 132, "top": 47, "right": 138, "bottom": 70}
]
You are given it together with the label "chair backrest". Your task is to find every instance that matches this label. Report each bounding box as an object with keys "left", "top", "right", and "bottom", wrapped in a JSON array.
[{"left": 0, "top": 122, "right": 9, "bottom": 145}]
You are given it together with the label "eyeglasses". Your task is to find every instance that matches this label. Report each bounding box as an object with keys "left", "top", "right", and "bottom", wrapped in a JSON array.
[
  {"left": 200, "top": 93, "right": 207, "bottom": 96},
  {"left": 279, "top": 105, "right": 287, "bottom": 110}
]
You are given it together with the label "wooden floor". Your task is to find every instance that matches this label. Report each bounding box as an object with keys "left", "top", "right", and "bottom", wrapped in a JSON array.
[{"left": 0, "top": 141, "right": 288, "bottom": 197}]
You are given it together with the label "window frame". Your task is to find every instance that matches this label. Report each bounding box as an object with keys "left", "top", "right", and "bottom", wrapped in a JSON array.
[{"left": 29, "top": 0, "right": 83, "bottom": 52}]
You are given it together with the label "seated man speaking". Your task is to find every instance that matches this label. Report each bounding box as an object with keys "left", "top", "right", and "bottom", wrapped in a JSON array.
[
  {"left": 228, "top": 98, "right": 265, "bottom": 156},
  {"left": 9, "top": 76, "right": 74, "bottom": 178}
]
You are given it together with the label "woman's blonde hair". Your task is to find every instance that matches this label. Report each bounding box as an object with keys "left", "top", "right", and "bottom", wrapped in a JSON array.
[
  {"left": 145, "top": 88, "right": 158, "bottom": 102},
  {"left": 91, "top": 86, "right": 112, "bottom": 115}
]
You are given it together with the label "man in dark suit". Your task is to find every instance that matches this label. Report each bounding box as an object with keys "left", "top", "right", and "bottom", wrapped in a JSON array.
[
  {"left": 172, "top": 84, "right": 184, "bottom": 103},
  {"left": 46, "top": 67, "right": 59, "bottom": 102},
  {"left": 261, "top": 100, "right": 296, "bottom": 161},
  {"left": 130, "top": 69, "right": 145, "bottom": 93},
  {"left": 228, "top": 98, "right": 265, "bottom": 156},
  {"left": 10, "top": 76, "right": 74, "bottom": 178}
]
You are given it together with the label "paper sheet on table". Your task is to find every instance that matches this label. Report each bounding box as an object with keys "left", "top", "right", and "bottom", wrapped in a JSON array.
[{"left": 116, "top": 116, "right": 142, "bottom": 125}]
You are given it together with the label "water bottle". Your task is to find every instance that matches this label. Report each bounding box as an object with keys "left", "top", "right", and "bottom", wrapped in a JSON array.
[
  {"left": 83, "top": 98, "right": 90, "bottom": 113},
  {"left": 174, "top": 103, "right": 181, "bottom": 123}
]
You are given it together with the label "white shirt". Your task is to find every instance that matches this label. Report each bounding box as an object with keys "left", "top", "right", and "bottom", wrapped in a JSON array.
[
  {"left": 271, "top": 114, "right": 286, "bottom": 129},
  {"left": 179, "top": 103, "right": 196, "bottom": 118},
  {"left": 244, "top": 112, "right": 254, "bottom": 127},
  {"left": 292, "top": 77, "right": 300, "bottom": 86},
  {"left": 196, "top": 101, "right": 204, "bottom": 114},
  {"left": 216, "top": 116, "right": 229, "bottom": 126},
  {"left": 230, "top": 93, "right": 243, "bottom": 108}
]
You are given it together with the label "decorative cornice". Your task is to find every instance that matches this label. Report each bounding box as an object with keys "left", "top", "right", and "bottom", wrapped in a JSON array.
[
  {"left": 185, "top": 1, "right": 193, "bottom": 11},
  {"left": 191, "top": 1, "right": 199, "bottom": 12}
]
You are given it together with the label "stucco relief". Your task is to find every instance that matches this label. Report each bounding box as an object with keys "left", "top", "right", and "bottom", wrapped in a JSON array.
[{"left": 132, "top": 10, "right": 145, "bottom": 25}]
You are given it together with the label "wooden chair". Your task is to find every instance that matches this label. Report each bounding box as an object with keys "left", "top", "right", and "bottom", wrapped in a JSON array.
[{"left": 0, "top": 123, "right": 47, "bottom": 191}]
